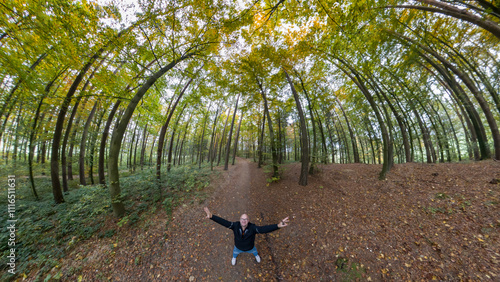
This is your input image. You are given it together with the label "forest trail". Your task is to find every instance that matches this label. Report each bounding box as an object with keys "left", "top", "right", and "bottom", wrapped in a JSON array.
[
  {"left": 61, "top": 157, "right": 285, "bottom": 281},
  {"left": 135, "top": 157, "right": 287, "bottom": 281},
  {"left": 150, "top": 157, "right": 279, "bottom": 281}
]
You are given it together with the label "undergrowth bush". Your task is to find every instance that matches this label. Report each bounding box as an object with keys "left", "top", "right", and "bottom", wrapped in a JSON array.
[{"left": 0, "top": 162, "right": 215, "bottom": 281}]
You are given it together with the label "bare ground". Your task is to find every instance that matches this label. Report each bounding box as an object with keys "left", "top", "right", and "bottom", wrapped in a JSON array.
[{"left": 37, "top": 158, "right": 500, "bottom": 281}]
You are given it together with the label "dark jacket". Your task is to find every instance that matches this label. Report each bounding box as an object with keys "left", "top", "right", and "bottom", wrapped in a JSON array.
[{"left": 211, "top": 214, "right": 279, "bottom": 251}]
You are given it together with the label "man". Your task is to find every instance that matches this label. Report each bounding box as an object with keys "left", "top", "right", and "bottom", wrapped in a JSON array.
[{"left": 204, "top": 207, "right": 289, "bottom": 265}]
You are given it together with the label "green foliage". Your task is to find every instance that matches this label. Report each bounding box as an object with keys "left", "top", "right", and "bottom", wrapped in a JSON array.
[
  {"left": 434, "top": 192, "right": 449, "bottom": 200},
  {"left": 335, "top": 257, "right": 366, "bottom": 281},
  {"left": 266, "top": 176, "right": 281, "bottom": 183},
  {"left": 423, "top": 193, "right": 472, "bottom": 216}
]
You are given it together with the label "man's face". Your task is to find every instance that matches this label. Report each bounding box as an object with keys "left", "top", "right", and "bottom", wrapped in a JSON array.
[{"left": 240, "top": 214, "right": 249, "bottom": 228}]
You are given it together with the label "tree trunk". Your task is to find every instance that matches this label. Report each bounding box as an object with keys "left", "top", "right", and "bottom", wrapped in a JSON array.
[
  {"left": 140, "top": 125, "right": 148, "bottom": 170},
  {"left": 156, "top": 77, "right": 194, "bottom": 180},
  {"left": 284, "top": 69, "right": 309, "bottom": 186},
  {"left": 199, "top": 110, "right": 210, "bottom": 169},
  {"left": 168, "top": 106, "right": 185, "bottom": 172},
  {"left": 224, "top": 95, "right": 240, "bottom": 170},
  {"left": 109, "top": 52, "right": 195, "bottom": 217},
  {"left": 258, "top": 109, "right": 265, "bottom": 168},
  {"left": 396, "top": 32, "right": 498, "bottom": 159},
  {"left": 208, "top": 106, "right": 220, "bottom": 170},
  {"left": 336, "top": 97, "right": 360, "bottom": 163},
  {"left": 232, "top": 112, "right": 244, "bottom": 165},
  {"left": 99, "top": 100, "right": 121, "bottom": 185},
  {"left": 52, "top": 24, "right": 135, "bottom": 204},
  {"left": 79, "top": 100, "right": 99, "bottom": 186},
  {"left": 333, "top": 56, "right": 392, "bottom": 179},
  {"left": 407, "top": 0, "right": 500, "bottom": 40}
]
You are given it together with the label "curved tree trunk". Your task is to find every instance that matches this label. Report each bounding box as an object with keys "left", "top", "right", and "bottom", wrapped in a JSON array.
[
  {"left": 109, "top": 52, "right": 195, "bottom": 217},
  {"left": 396, "top": 32, "right": 499, "bottom": 159},
  {"left": 51, "top": 24, "right": 135, "bottom": 204},
  {"left": 392, "top": 1, "right": 500, "bottom": 40}
]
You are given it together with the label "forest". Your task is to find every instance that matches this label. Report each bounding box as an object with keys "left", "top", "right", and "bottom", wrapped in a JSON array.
[{"left": 0, "top": 0, "right": 499, "bottom": 280}]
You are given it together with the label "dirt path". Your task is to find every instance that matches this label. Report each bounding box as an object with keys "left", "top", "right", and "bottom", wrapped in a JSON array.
[
  {"left": 150, "top": 157, "right": 285, "bottom": 281},
  {"left": 109, "top": 157, "right": 283, "bottom": 281}
]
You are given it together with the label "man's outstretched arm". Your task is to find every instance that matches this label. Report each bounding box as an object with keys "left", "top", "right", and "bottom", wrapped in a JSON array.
[
  {"left": 256, "top": 216, "right": 290, "bottom": 233},
  {"left": 204, "top": 207, "right": 233, "bottom": 229}
]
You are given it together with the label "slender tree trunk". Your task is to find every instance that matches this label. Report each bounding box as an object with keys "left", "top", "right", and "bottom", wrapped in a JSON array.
[
  {"left": 79, "top": 100, "right": 99, "bottom": 186},
  {"left": 256, "top": 78, "right": 279, "bottom": 177},
  {"left": 217, "top": 108, "right": 231, "bottom": 166},
  {"left": 167, "top": 106, "right": 185, "bottom": 172},
  {"left": 28, "top": 97, "right": 43, "bottom": 201},
  {"left": 199, "top": 111, "right": 210, "bottom": 169},
  {"left": 258, "top": 109, "right": 265, "bottom": 168},
  {"left": 208, "top": 106, "right": 220, "bottom": 170},
  {"left": 336, "top": 97, "right": 360, "bottom": 163},
  {"left": 333, "top": 56, "right": 392, "bottom": 179},
  {"left": 232, "top": 112, "right": 244, "bottom": 165},
  {"left": 109, "top": 52, "right": 195, "bottom": 217},
  {"left": 99, "top": 100, "right": 121, "bottom": 185},
  {"left": 156, "top": 77, "right": 194, "bottom": 181},
  {"left": 393, "top": 0, "right": 500, "bottom": 40},
  {"left": 224, "top": 95, "right": 240, "bottom": 170},
  {"left": 314, "top": 109, "right": 329, "bottom": 164},
  {"left": 284, "top": 69, "right": 309, "bottom": 185},
  {"left": 140, "top": 125, "right": 148, "bottom": 170}
]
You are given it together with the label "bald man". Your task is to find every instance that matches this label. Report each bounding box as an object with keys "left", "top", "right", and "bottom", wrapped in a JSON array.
[{"left": 204, "top": 207, "right": 289, "bottom": 265}]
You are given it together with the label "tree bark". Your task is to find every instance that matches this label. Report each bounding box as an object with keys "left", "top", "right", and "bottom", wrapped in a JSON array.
[
  {"left": 284, "top": 69, "right": 309, "bottom": 186},
  {"left": 256, "top": 78, "right": 279, "bottom": 177},
  {"left": 391, "top": 1, "right": 500, "bottom": 40},
  {"left": 224, "top": 95, "right": 240, "bottom": 170},
  {"left": 79, "top": 100, "right": 99, "bottom": 186},
  {"left": 98, "top": 100, "right": 121, "bottom": 185},
  {"left": 156, "top": 77, "right": 194, "bottom": 180},
  {"left": 232, "top": 113, "right": 244, "bottom": 165}
]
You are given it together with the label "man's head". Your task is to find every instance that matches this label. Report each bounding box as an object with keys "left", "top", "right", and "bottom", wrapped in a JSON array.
[{"left": 240, "top": 214, "right": 249, "bottom": 228}]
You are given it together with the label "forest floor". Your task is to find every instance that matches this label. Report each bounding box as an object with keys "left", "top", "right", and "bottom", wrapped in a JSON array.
[{"left": 39, "top": 158, "right": 499, "bottom": 281}]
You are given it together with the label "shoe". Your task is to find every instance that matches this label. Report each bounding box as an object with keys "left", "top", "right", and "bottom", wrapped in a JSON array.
[
  {"left": 231, "top": 258, "right": 237, "bottom": 265},
  {"left": 255, "top": 255, "right": 261, "bottom": 263}
]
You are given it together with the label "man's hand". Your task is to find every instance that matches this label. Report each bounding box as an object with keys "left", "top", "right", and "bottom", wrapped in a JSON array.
[
  {"left": 278, "top": 216, "right": 289, "bottom": 228},
  {"left": 204, "top": 207, "right": 212, "bottom": 219}
]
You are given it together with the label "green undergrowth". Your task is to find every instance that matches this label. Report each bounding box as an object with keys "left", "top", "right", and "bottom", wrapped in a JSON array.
[{"left": 0, "top": 163, "right": 215, "bottom": 281}]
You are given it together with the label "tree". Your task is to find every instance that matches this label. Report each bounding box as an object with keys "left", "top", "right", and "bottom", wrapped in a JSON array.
[{"left": 284, "top": 69, "right": 309, "bottom": 185}]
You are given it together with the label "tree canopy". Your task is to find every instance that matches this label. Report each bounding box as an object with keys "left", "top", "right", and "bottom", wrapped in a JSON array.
[{"left": 1, "top": 0, "right": 499, "bottom": 215}]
